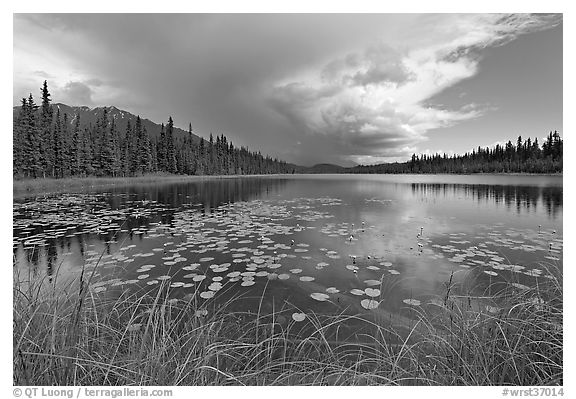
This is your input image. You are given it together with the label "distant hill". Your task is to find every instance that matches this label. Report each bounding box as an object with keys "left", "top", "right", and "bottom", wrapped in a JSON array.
[
  {"left": 13, "top": 103, "right": 202, "bottom": 143},
  {"left": 305, "top": 163, "right": 347, "bottom": 174}
]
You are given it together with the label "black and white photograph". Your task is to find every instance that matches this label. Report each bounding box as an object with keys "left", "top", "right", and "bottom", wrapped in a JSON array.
[{"left": 10, "top": 8, "right": 565, "bottom": 393}]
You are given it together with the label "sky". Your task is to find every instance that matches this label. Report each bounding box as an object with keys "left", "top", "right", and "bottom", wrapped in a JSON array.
[{"left": 13, "top": 13, "right": 562, "bottom": 167}]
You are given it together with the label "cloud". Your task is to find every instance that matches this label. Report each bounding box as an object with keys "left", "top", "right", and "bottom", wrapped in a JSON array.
[
  {"left": 270, "top": 13, "right": 561, "bottom": 165},
  {"left": 33, "top": 70, "right": 53, "bottom": 79},
  {"left": 84, "top": 78, "right": 103, "bottom": 87},
  {"left": 60, "top": 81, "right": 93, "bottom": 105}
]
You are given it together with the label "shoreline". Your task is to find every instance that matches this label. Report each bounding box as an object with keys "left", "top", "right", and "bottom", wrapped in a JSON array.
[
  {"left": 12, "top": 173, "right": 290, "bottom": 199},
  {"left": 13, "top": 172, "right": 563, "bottom": 199}
]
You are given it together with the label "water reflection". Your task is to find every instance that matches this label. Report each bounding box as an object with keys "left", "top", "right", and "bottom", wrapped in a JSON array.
[
  {"left": 97, "top": 177, "right": 291, "bottom": 210},
  {"left": 410, "top": 183, "right": 562, "bottom": 218}
]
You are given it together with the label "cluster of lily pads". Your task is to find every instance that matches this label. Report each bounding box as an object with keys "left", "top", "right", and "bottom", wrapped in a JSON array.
[
  {"left": 13, "top": 192, "right": 562, "bottom": 323},
  {"left": 13, "top": 194, "right": 171, "bottom": 248},
  {"left": 428, "top": 225, "right": 562, "bottom": 282}
]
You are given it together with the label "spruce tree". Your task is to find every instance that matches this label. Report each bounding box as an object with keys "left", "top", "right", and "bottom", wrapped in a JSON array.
[
  {"left": 97, "top": 109, "right": 112, "bottom": 175},
  {"left": 208, "top": 133, "right": 214, "bottom": 174},
  {"left": 70, "top": 115, "right": 82, "bottom": 175},
  {"left": 150, "top": 139, "right": 158, "bottom": 172},
  {"left": 197, "top": 138, "right": 205, "bottom": 174},
  {"left": 81, "top": 125, "right": 94, "bottom": 176},
  {"left": 111, "top": 118, "right": 121, "bottom": 176},
  {"left": 13, "top": 98, "right": 28, "bottom": 177},
  {"left": 52, "top": 109, "right": 64, "bottom": 178},
  {"left": 39, "top": 81, "right": 54, "bottom": 177},
  {"left": 62, "top": 113, "right": 71, "bottom": 176},
  {"left": 135, "top": 116, "right": 152, "bottom": 174},
  {"left": 166, "top": 117, "right": 177, "bottom": 173},
  {"left": 157, "top": 123, "right": 166, "bottom": 172},
  {"left": 25, "top": 94, "right": 41, "bottom": 178},
  {"left": 121, "top": 120, "right": 132, "bottom": 176}
]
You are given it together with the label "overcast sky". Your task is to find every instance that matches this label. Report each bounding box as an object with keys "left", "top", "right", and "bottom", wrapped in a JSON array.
[{"left": 13, "top": 13, "right": 562, "bottom": 166}]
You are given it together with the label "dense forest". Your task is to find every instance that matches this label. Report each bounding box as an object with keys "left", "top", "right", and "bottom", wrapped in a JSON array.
[
  {"left": 13, "top": 81, "right": 295, "bottom": 179},
  {"left": 351, "top": 132, "right": 563, "bottom": 174},
  {"left": 14, "top": 81, "right": 562, "bottom": 179}
]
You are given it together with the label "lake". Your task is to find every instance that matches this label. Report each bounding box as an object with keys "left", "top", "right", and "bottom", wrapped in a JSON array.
[{"left": 13, "top": 174, "right": 563, "bottom": 335}]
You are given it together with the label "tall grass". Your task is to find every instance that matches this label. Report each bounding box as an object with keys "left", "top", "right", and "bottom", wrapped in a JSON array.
[
  {"left": 415, "top": 262, "right": 563, "bottom": 385},
  {"left": 13, "top": 259, "right": 562, "bottom": 386}
]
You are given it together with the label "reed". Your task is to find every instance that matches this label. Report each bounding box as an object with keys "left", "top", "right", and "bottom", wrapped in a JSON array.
[{"left": 13, "top": 259, "right": 562, "bottom": 386}]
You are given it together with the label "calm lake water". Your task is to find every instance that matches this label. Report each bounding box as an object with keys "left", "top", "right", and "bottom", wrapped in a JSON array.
[{"left": 13, "top": 174, "right": 563, "bottom": 332}]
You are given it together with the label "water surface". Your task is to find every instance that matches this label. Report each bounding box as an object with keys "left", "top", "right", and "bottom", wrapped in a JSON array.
[{"left": 13, "top": 174, "right": 563, "bottom": 331}]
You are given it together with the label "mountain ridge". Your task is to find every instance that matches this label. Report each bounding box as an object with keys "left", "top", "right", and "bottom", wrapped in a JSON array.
[{"left": 14, "top": 102, "right": 203, "bottom": 144}]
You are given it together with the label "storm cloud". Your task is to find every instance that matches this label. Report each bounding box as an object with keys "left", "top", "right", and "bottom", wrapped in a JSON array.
[
  {"left": 269, "top": 14, "right": 561, "bottom": 164},
  {"left": 13, "top": 13, "right": 562, "bottom": 166}
]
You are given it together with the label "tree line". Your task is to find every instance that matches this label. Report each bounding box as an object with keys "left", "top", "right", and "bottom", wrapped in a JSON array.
[
  {"left": 13, "top": 81, "right": 295, "bottom": 179},
  {"left": 351, "top": 133, "right": 563, "bottom": 174}
]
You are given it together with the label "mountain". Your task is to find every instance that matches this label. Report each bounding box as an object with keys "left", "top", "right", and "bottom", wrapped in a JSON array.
[{"left": 13, "top": 103, "right": 203, "bottom": 143}]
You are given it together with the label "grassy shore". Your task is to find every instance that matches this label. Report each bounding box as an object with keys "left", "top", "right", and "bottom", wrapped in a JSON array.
[{"left": 13, "top": 257, "right": 562, "bottom": 386}]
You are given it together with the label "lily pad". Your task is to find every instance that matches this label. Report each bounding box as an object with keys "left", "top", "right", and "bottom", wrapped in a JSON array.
[
  {"left": 292, "top": 312, "right": 306, "bottom": 322},
  {"left": 208, "top": 282, "right": 222, "bottom": 291},
  {"left": 200, "top": 291, "right": 215, "bottom": 299},
  {"left": 310, "top": 292, "right": 329, "bottom": 301},
  {"left": 360, "top": 299, "right": 379, "bottom": 310}
]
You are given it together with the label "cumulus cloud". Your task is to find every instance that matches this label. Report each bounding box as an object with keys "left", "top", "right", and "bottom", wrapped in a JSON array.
[
  {"left": 60, "top": 81, "right": 93, "bottom": 106},
  {"left": 270, "top": 13, "right": 561, "bottom": 165}
]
